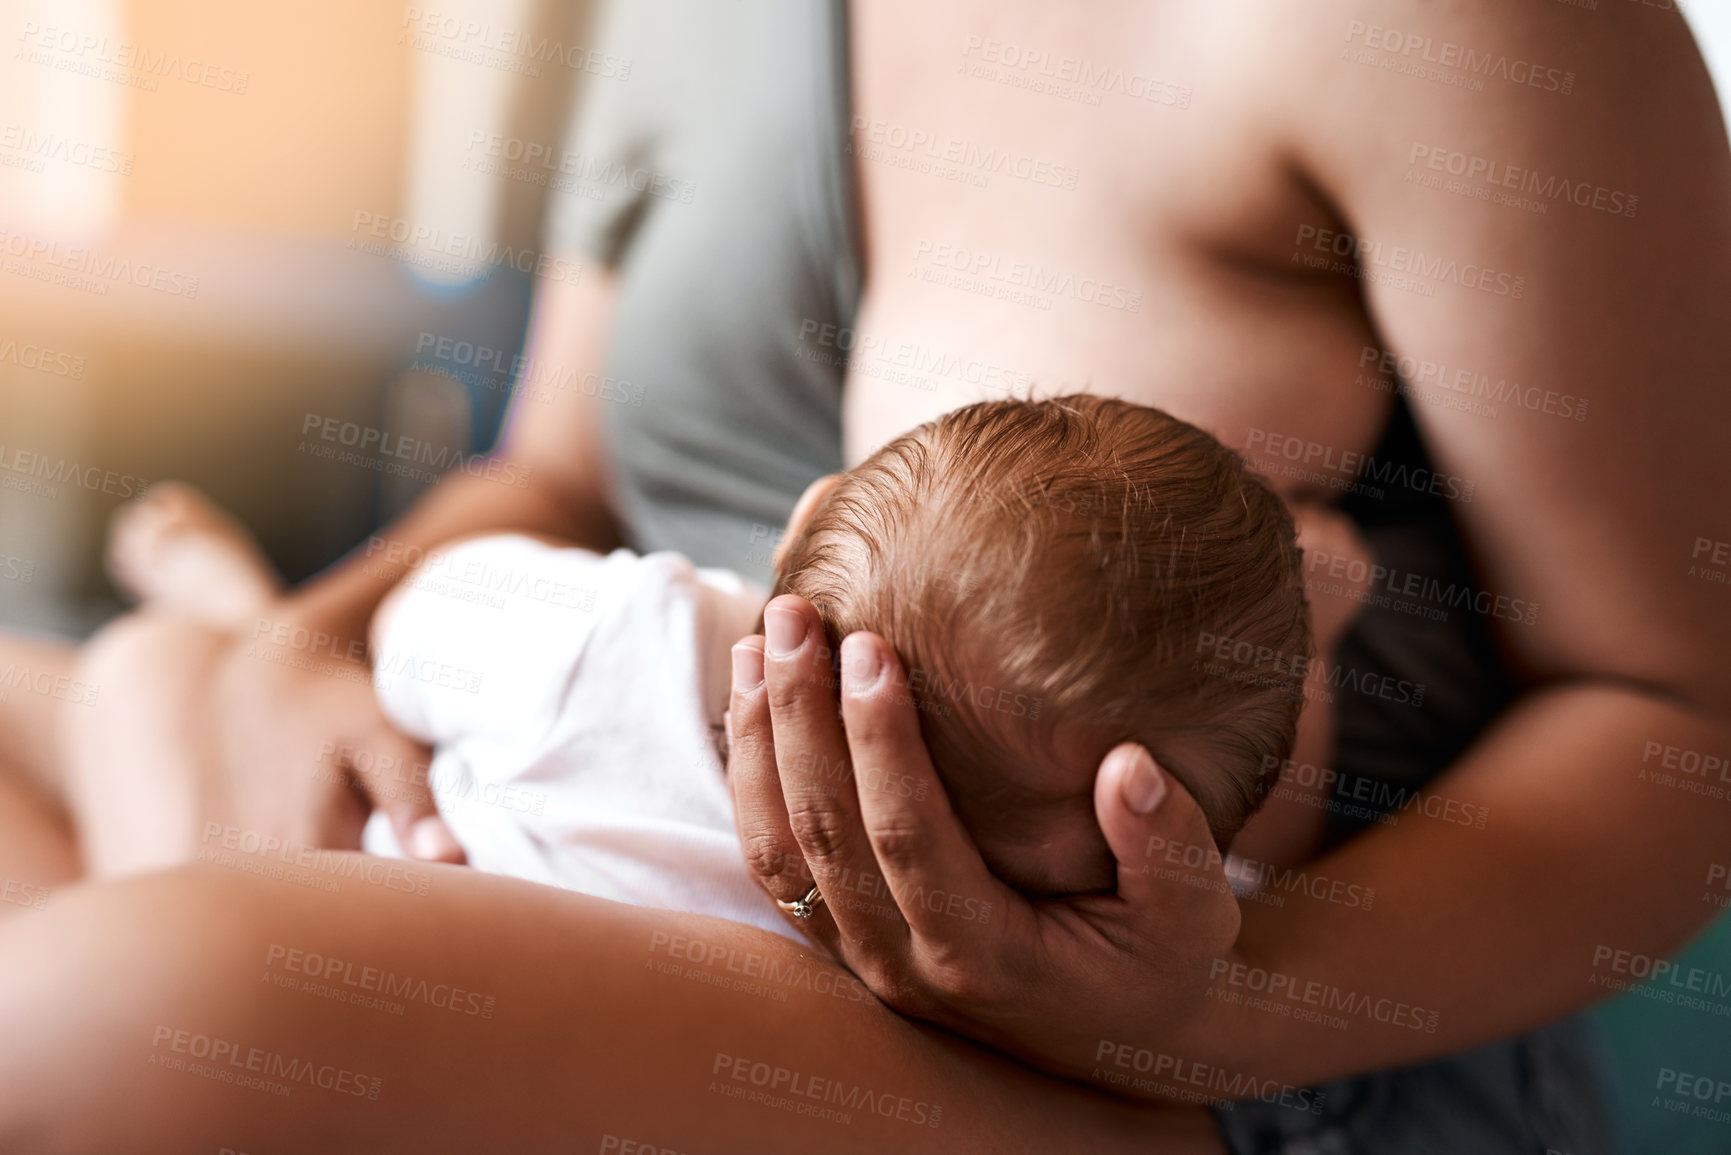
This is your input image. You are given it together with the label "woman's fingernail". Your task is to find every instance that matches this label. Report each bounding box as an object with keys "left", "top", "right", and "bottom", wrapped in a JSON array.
[
  {"left": 841, "top": 634, "right": 883, "bottom": 695},
  {"left": 409, "top": 815, "right": 462, "bottom": 861},
  {"left": 1118, "top": 746, "right": 1167, "bottom": 815},
  {"left": 764, "top": 604, "right": 806, "bottom": 657},
  {"left": 732, "top": 641, "right": 764, "bottom": 691}
]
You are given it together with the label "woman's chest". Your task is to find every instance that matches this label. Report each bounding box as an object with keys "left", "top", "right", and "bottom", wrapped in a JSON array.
[{"left": 845, "top": 0, "right": 1392, "bottom": 496}]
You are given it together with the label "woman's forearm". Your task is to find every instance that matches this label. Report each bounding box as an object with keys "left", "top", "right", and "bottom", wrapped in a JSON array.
[
  {"left": 287, "top": 465, "right": 617, "bottom": 644},
  {"left": 1182, "top": 680, "right": 1731, "bottom": 1087}
]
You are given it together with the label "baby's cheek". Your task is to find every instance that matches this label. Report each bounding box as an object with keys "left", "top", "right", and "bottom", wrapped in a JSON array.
[{"left": 1293, "top": 505, "right": 1375, "bottom": 655}]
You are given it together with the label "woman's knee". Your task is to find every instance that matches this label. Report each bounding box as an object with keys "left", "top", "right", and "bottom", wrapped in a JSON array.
[{"left": 75, "top": 610, "right": 227, "bottom": 702}]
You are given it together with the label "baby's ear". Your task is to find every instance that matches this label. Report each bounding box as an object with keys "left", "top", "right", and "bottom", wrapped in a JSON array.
[{"left": 776, "top": 474, "right": 844, "bottom": 570}]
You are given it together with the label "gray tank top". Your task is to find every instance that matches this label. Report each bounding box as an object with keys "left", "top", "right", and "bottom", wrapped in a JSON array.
[{"left": 543, "top": 0, "right": 857, "bottom": 584}]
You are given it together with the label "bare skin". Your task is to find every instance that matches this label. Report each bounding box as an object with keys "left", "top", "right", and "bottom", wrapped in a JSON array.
[
  {"left": 0, "top": 488, "right": 1222, "bottom": 1152},
  {"left": 735, "top": 0, "right": 1731, "bottom": 1093},
  {"left": 0, "top": 860, "right": 1221, "bottom": 1154},
  {"left": 106, "top": 482, "right": 285, "bottom": 625},
  {"left": 0, "top": 0, "right": 1727, "bottom": 1146}
]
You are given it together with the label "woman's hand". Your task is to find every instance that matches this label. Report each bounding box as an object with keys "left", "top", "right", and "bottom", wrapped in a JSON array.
[
  {"left": 64, "top": 604, "right": 465, "bottom": 878},
  {"left": 726, "top": 593, "right": 1242, "bottom": 1092}
]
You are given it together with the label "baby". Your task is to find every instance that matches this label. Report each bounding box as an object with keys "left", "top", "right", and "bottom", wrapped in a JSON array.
[
  {"left": 362, "top": 395, "right": 1313, "bottom": 934},
  {"left": 772, "top": 394, "right": 1310, "bottom": 896}
]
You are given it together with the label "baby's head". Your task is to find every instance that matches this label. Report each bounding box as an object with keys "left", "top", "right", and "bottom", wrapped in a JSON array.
[{"left": 772, "top": 396, "right": 1310, "bottom": 896}]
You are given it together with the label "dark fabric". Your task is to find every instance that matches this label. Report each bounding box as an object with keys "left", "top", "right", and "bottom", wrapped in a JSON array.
[
  {"left": 1212, "top": 1014, "right": 1614, "bottom": 1155},
  {"left": 1324, "top": 395, "right": 1519, "bottom": 847}
]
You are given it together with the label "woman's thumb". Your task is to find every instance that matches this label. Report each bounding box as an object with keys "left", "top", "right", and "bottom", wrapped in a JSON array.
[{"left": 1094, "top": 743, "right": 1229, "bottom": 922}]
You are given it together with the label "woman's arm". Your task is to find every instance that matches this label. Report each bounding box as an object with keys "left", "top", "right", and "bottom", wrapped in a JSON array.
[
  {"left": 728, "top": 1, "right": 1731, "bottom": 1097},
  {"left": 1196, "top": 686, "right": 1731, "bottom": 1085},
  {"left": 1199, "top": 0, "right": 1731, "bottom": 1084},
  {"left": 0, "top": 858, "right": 1223, "bottom": 1154}
]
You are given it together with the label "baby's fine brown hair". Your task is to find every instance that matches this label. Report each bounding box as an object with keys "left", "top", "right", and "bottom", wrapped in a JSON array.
[{"left": 772, "top": 395, "right": 1311, "bottom": 847}]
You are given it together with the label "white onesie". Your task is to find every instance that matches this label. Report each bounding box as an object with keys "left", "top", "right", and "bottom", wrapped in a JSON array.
[{"left": 362, "top": 534, "right": 798, "bottom": 941}]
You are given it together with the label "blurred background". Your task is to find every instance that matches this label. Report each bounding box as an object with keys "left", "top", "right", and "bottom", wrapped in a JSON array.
[
  {"left": 3, "top": 2, "right": 1731, "bottom": 1151},
  {"left": 0, "top": 0, "right": 597, "bottom": 635}
]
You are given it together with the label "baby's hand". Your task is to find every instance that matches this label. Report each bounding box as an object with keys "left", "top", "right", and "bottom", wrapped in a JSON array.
[{"left": 1290, "top": 501, "right": 1374, "bottom": 658}]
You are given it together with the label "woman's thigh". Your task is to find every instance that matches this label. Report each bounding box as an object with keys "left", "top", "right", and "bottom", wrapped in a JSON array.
[
  {"left": 0, "top": 634, "right": 81, "bottom": 904},
  {"left": 0, "top": 857, "right": 1222, "bottom": 1155}
]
